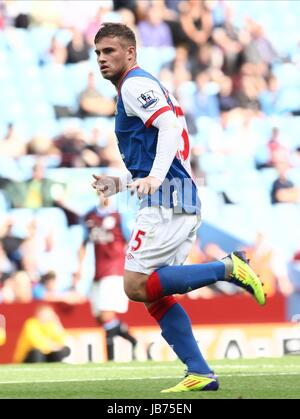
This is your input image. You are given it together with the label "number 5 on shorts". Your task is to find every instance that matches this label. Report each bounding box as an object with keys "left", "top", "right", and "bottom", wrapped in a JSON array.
[{"left": 131, "top": 230, "right": 146, "bottom": 251}]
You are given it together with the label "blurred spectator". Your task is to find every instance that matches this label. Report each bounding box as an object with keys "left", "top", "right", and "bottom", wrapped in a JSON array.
[
  {"left": 287, "top": 251, "right": 300, "bottom": 319},
  {"left": 27, "top": 134, "right": 59, "bottom": 157},
  {"left": 244, "top": 232, "right": 293, "bottom": 297},
  {"left": 243, "top": 19, "right": 277, "bottom": 66},
  {"left": 211, "top": 5, "right": 242, "bottom": 76},
  {"left": 19, "top": 218, "right": 53, "bottom": 282},
  {"left": 0, "top": 241, "right": 13, "bottom": 277},
  {"left": 0, "top": 275, "right": 15, "bottom": 303},
  {"left": 244, "top": 232, "right": 276, "bottom": 297},
  {"left": 186, "top": 240, "right": 237, "bottom": 298},
  {"left": 118, "top": 8, "right": 141, "bottom": 46},
  {"left": 0, "top": 1, "right": 6, "bottom": 29},
  {"left": 165, "top": 0, "right": 181, "bottom": 15},
  {"left": 0, "top": 270, "right": 32, "bottom": 304},
  {"left": 179, "top": 0, "right": 213, "bottom": 56},
  {"left": 85, "top": 4, "right": 113, "bottom": 46},
  {"left": 288, "top": 251, "right": 300, "bottom": 292},
  {"left": 66, "top": 27, "right": 90, "bottom": 64},
  {"left": 200, "top": 243, "right": 235, "bottom": 293},
  {"left": 54, "top": 125, "right": 87, "bottom": 167},
  {"left": 0, "top": 218, "right": 24, "bottom": 270},
  {"left": 113, "top": 0, "right": 137, "bottom": 15},
  {"left": 291, "top": 146, "right": 300, "bottom": 168},
  {"left": 11, "top": 271, "right": 32, "bottom": 303},
  {"left": 53, "top": 121, "right": 118, "bottom": 168},
  {"left": 206, "top": 0, "right": 228, "bottom": 28},
  {"left": 217, "top": 74, "right": 238, "bottom": 112},
  {"left": 81, "top": 126, "right": 111, "bottom": 168},
  {"left": 78, "top": 72, "right": 116, "bottom": 118},
  {"left": 33, "top": 270, "right": 85, "bottom": 304},
  {"left": 97, "top": 130, "right": 124, "bottom": 169},
  {"left": 164, "top": 44, "right": 191, "bottom": 74},
  {"left": 13, "top": 304, "right": 70, "bottom": 363},
  {"left": 257, "top": 127, "right": 290, "bottom": 170},
  {"left": 14, "top": 13, "right": 30, "bottom": 28},
  {"left": 29, "top": 1, "right": 62, "bottom": 27},
  {"left": 76, "top": 196, "right": 137, "bottom": 361},
  {"left": 259, "top": 74, "right": 282, "bottom": 115},
  {"left": 21, "top": 161, "right": 64, "bottom": 209},
  {"left": 0, "top": 123, "right": 26, "bottom": 159},
  {"left": 138, "top": 4, "right": 174, "bottom": 47},
  {"left": 42, "top": 35, "right": 67, "bottom": 65},
  {"left": 235, "top": 75, "right": 261, "bottom": 111},
  {"left": 271, "top": 161, "right": 300, "bottom": 204},
  {"left": 191, "top": 44, "right": 223, "bottom": 78},
  {"left": 193, "top": 71, "right": 220, "bottom": 118}
]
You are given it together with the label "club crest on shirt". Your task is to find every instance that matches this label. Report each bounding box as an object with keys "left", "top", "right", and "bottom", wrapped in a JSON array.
[{"left": 137, "top": 90, "right": 158, "bottom": 109}]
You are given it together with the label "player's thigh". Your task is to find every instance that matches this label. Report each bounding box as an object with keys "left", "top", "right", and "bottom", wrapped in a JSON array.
[
  {"left": 90, "top": 276, "right": 128, "bottom": 316},
  {"left": 125, "top": 206, "right": 200, "bottom": 274},
  {"left": 173, "top": 215, "right": 201, "bottom": 265},
  {"left": 125, "top": 206, "right": 164, "bottom": 275}
]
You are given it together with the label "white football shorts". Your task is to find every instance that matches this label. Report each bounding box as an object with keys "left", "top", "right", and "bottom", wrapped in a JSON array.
[
  {"left": 125, "top": 206, "right": 201, "bottom": 275},
  {"left": 90, "top": 275, "right": 128, "bottom": 316}
]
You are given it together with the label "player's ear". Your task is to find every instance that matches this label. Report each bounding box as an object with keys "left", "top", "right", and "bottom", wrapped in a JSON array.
[{"left": 127, "top": 45, "right": 136, "bottom": 61}]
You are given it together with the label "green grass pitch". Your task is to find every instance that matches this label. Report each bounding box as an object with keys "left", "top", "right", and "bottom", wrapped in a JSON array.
[{"left": 0, "top": 357, "right": 299, "bottom": 399}]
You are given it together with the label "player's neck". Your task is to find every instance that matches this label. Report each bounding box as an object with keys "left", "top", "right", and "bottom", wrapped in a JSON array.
[{"left": 115, "top": 62, "right": 138, "bottom": 89}]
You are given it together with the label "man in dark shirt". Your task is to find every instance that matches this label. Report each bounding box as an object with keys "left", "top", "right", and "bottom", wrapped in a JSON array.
[{"left": 271, "top": 161, "right": 300, "bottom": 204}]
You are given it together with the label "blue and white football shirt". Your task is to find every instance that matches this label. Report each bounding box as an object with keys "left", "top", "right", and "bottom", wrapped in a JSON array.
[{"left": 115, "top": 66, "right": 200, "bottom": 214}]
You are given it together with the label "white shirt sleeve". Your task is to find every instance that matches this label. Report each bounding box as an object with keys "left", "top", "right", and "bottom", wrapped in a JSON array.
[
  {"left": 119, "top": 170, "right": 133, "bottom": 191},
  {"left": 149, "top": 111, "right": 182, "bottom": 183},
  {"left": 121, "top": 77, "right": 172, "bottom": 126}
]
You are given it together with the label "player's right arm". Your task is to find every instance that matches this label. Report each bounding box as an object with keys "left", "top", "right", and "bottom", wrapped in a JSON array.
[{"left": 92, "top": 172, "right": 132, "bottom": 197}]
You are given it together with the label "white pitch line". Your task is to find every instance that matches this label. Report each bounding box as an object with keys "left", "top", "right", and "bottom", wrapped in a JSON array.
[
  {"left": 1, "top": 364, "right": 300, "bottom": 373},
  {"left": 0, "top": 371, "right": 299, "bottom": 385}
]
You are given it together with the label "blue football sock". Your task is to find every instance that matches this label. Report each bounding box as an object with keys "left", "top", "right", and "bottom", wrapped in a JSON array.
[
  {"left": 147, "top": 261, "right": 225, "bottom": 301},
  {"left": 159, "top": 303, "right": 212, "bottom": 375}
]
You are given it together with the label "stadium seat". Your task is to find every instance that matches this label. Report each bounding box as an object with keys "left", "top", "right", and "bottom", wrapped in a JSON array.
[
  {"left": 4, "top": 28, "right": 38, "bottom": 65},
  {"left": 258, "top": 168, "right": 278, "bottom": 195},
  {"left": 42, "top": 64, "right": 77, "bottom": 108},
  {"left": 83, "top": 116, "right": 114, "bottom": 142},
  {"left": 8, "top": 209, "right": 35, "bottom": 238},
  {"left": 266, "top": 204, "right": 300, "bottom": 259},
  {"left": 159, "top": 46, "right": 176, "bottom": 67},
  {"left": 199, "top": 153, "right": 226, "bottom": 174},
  {"left": 0, "top": 191, "right": 9, "bottom": 211},
  {"left": 66, "top": 62, "right": 91, "bottom": 96},
  {"left": 0, "top": 156, "right": 25, "bottom": 181},
  {"left": 29, "top": 27, "right": 56, "bottom": 57},
  {"left": 137, "top": 47, "right": 162, "bottom": 77}
]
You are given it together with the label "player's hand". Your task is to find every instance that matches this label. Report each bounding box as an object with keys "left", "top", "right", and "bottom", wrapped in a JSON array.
[
  {"left": 128, "top": 176, "right": 161, "bottom": 198},
  {"left": 92, "top": 175, "right": 119, "bottom": 197}
]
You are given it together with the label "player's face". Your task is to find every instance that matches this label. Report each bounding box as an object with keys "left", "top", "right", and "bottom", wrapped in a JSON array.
[{"left": 95, "top": 36, "right": 135, "bottom": 85}]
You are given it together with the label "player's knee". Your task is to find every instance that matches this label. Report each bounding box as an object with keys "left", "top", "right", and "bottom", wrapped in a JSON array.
[
  {"left": 124, "top": 282, "right": 145, "bottom": 301},
  {"left": 124, "top": 274, "right": 148, "bottom": 302}
]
